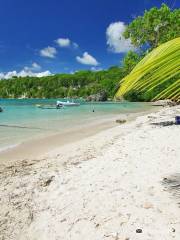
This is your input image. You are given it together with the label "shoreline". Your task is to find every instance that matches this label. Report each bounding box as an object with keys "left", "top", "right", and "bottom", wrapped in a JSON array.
[
  {"left": 0, "top": 106, "right": 160, "bottom": 164},
  {"left": 1, "top": 105, "right": 180, "bottom": 239},
  {"left": 0, "top": 116, "right": 118, "bottom": 163}
]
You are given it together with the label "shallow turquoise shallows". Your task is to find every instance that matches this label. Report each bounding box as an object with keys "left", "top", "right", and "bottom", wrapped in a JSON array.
[{"left": 0, "top": 99, "right": 152, "bottom": 151}]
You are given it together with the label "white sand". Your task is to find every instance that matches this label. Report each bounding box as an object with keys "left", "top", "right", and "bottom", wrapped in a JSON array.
[{"left": 0, "top": 106, "right": 180, "bottom": 240}]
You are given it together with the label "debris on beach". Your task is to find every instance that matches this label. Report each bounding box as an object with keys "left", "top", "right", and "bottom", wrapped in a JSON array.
[{"left": 116, "top": 119, "right": 127, "bottom": 124}]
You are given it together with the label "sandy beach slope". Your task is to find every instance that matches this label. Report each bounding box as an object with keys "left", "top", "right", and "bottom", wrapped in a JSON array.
[{"left": 0, "top": 105, "right": 180, "bottom": 240}]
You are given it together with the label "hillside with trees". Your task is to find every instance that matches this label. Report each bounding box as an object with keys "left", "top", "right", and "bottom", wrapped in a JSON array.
[
  {"left": 0, "top": 67, "right": 125, "bottom": 99},
  {"left": 0, "top": 52, "right": 141, "bottom": 99}
]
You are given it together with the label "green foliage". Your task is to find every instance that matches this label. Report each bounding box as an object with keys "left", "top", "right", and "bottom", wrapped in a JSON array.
[
  {"left": 124, "top": 3, "right": 180, "bottom": 49},
  {"left": 122, "top": 51, "right": 142, "bottom": 74},
  {"left": 116, "top": 37, "right": 180, "bottom": 102},
  {"left": 0, "top": 67, "right": 124, "bottom": 99},
  {"left": 116, "top": 4, "right": 180, "bottom": 102}
]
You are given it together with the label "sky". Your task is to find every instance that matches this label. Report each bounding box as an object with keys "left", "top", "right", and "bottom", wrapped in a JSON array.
[{"left": 0, "top": 0, "right": 179, "bottom": 78}]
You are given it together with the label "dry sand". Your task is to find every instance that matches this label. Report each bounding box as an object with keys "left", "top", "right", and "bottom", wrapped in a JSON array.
[{"left": 0, "top": 105, "right": 180, "bottom": 240}]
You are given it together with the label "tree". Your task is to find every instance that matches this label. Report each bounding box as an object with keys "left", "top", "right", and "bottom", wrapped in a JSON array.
[
  {"left": 122, "top": 51, "right": 141, "bottom": 74},
  {"left": 124, "top": 4, "right": 180, "bottom": 49}
]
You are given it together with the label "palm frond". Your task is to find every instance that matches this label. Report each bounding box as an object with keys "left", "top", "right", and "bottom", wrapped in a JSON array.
[{"left": 116, "top": 37, "right": 180, "bottom": 101}]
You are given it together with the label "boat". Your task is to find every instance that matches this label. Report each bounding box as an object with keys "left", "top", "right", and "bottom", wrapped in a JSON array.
[
  {"left": 39, "top": 106, "right": 59, "bottom": 109},
  {"left": 36, "top": 100, "right": 80, "bottom": 110},
  {"left": 36, "top": 104, "right": 61, "bottom": 109},
  {"left": 56, "top": 100, "right": 80, "bottom": 107}
]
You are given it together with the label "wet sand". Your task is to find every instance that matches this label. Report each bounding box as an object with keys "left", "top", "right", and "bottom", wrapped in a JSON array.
[
  {"left": 0, "top": 117, "right": 117, "bottom": 163},
  {"left": 0, "top": 109, "right": 157, "bottom": 164}
]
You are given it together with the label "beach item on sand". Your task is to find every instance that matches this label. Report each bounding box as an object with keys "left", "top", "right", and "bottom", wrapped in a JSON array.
[{"left": 175, "top": 116, "right": 180, "bottom": 125}]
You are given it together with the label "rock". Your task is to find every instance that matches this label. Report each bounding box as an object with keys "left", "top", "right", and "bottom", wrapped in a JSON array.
[
  {"left": 116, "top": 119, "right": 127, "bottom": 124},
  {"left": 60, "top": 218, "right": 67, "bottom": 223},
  {"left": 86, "top": 91, "right": 107, "bottom": 102},
  {"left": 152, "top": 99, "right": 177, "bottom": 107},
  {"left": 95, "top": 223, "right": 100, "bottom": 228},
  {"left": 136, "top": 229, "right": 142, "bottom": 233},
  {"left": 143, "top": 202, "right": 154, "bottom": 209},
  {"left": 42, "top": 176, "right": 54, "bottom": 187}
]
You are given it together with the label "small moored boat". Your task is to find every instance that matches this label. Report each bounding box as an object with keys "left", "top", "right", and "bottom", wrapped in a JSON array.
[
  {"left": 36, "top": 104, "right": 59, "bottom": 109},
  {"left": 56, "top": 100, "right": 80, "bottom": 107}
]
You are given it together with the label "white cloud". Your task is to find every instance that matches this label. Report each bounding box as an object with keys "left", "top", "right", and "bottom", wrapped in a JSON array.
[
  {"left": 0, "top": 71, "right": 18, "bottom": 79},
  {"left": 76, "top": 52, "right": 99, "bottom": 66},
  {"left": 56, "top": 38, "right": 79, "bottom": 49},
  {"left": 35, "top": 71, "right": 52, "bottom": 77},
  {"left": 106, "top": 21, "right": 134, "bottom": 53},
  {"left": 91, "top": 67, "right": 103, "bottom": 72},
  {"left": 56, "top": 38, "right": 71, "bottom": 47},
  {"left": 24, "top": 62, "right": 41, "bottom": 72},
  {"left": 40, "top": 46, "right": 57, "bottom": 58},
  {"left": 0, "top": 73, "right": 5, "bottom": 79},
  {"left": 32, "top": 62, "right": 41, "bottom": 70},
  {"left": 73, "top": 42, "right": 79, "bottom": 49},
  {"left": 0, "top": 69, "right": 52, "bottom": 79}
]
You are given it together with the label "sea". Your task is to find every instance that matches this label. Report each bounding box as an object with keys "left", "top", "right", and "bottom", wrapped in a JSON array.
[{"left": 0, "top": 99, "right": 153, "bottom": 152}]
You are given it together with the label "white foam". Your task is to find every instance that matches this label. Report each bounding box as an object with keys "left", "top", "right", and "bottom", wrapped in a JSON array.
[{"left": 0, "top": 143, "right": 19, "bottom": 153}]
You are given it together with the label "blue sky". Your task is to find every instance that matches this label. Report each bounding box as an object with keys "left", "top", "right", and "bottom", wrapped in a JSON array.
[{"left": 0, "top": 0, "right": 179, "bottom": 78}]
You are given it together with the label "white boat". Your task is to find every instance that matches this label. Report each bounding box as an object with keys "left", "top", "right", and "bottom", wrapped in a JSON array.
[{"left": 56, "top": 100, "right": 80, "bottom": 107}]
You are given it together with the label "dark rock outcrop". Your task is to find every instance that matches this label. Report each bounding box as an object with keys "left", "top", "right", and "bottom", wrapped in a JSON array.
[
  {"left": 86, "top": 91, "right": 108, "bottom": 102},
  {"left": 152, "top": 99, "right": 177, "bottom": 107}
]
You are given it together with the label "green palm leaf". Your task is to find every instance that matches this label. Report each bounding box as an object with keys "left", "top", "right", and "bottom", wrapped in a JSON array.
[{"left": 116, "top": 37, "right": 180, "bottom": 101}]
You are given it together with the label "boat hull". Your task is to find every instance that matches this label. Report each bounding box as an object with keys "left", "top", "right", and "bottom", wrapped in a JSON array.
[{"left": 57, "top": 101, "right": 80, "bottom": 106}]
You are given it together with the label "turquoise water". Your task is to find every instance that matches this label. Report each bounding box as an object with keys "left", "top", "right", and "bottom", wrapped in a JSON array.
[{"left": 0, "top": 99, "right": 152, "bottom": 151}]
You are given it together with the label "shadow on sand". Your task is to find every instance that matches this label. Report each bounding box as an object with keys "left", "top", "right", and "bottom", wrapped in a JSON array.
[{"left": 162, "top": 174, "right": 180, "bottom": 205}]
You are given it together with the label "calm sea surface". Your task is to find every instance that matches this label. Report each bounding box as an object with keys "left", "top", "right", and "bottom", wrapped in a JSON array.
[{"left": 0, "top": 99, "right": 152, "bottom": 151}]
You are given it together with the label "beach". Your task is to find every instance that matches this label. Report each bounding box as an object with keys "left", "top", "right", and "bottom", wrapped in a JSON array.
[{"left": 0, "top": 105, "right": 180, "bottom": 240}]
